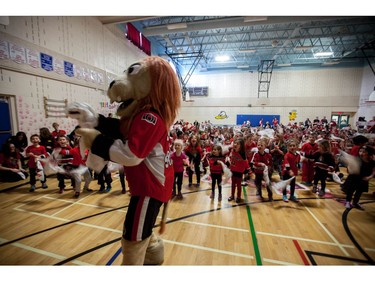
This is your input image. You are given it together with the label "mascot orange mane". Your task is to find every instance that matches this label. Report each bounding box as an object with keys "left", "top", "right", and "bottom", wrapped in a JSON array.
[{"left": 67, "top": 56, "right": 181, "bottom": 265}]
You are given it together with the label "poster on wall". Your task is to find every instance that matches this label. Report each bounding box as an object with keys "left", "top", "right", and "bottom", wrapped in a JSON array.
[
  {"left": 83, "top": 67, "right": 90, "bottom": 81},
  {"left": 0, "top": 39, "right": 10, "bottom": 60},
  {"left": 54, "top": 58, "right": 64, "bottom": 74},
  {"left": 97, "top": 72, "right": 104, "bottom": 84},
  {"left": 90, "top": 69, "right": 97, "bottom": 83},
  {"left": 9, "top": 42, "right": 26, "bottom": 64},
  {"left": 64, "top": 61, "right": 74, "bottom": 77},
  {"left": 74, "top": 65, "right": 82, "bottom": 80},
  {"left": 40, "top": 52, "right": 53, "bottom": 71},
  {"left": 26, "top": 48, "right": 39, "bottom": 68}
]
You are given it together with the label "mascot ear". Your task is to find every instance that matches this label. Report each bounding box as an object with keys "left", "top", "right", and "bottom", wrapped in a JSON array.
[{"left": 67, "top": 102, "right": 98, "bottom": 128}]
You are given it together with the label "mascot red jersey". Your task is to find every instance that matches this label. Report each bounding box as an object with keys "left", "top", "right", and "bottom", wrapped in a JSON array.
[{"left": 67, "top": 56, "right": 181, "bottom": 265}]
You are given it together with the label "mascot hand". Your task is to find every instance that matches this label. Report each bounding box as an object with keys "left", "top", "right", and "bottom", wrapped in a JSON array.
[
  {"left": 66, "top": 102, "right": 98, "bottom": 128},
  {"left": 75, "top": 128, "right": 101, "bottom": 150}
]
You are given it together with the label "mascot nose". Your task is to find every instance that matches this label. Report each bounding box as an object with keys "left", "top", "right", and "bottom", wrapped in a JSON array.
[{"left": 109, "top": 80, "right": 115, "bottom": 89}]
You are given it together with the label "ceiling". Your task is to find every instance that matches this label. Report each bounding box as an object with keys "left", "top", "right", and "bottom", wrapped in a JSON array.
[{"left": 98, "top": 16, "right": 375, "bottom": 75}]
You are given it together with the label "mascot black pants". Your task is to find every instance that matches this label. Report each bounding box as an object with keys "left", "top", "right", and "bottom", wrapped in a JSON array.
[{"left": 123, "top": 196, "right": 162, "bottom": 241}]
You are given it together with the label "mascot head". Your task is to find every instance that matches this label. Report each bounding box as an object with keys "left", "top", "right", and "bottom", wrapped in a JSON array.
[{"left": 107, "top": 56, "right": 181, "bottom": 133}]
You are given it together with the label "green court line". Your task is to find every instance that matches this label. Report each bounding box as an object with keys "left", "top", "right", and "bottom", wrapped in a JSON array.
[{"left": 243, "top": 186, "right": 262, "bottom": 265}]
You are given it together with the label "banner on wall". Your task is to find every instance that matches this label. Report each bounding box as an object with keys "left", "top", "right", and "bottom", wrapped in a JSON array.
[
  {"left": 54, "top": 58, "right": 64, "bottom": 74},
  {"left": 40, "top": 52, "right": 53, "bottom": 71},
  {"left": 9, "top": 42, "right": 26, "bottom": 64},
  {"left": 0, "top": 39, "right": 10, "bottom": 60},
  {"left": 26, "top": 48, "right": 39, "bottom": 68},
  {"left": 64, "top": 61, "right": 74, "bottom": 77},
  {"left": 100, "top": 101, "right": 118, "bottom": 109}
]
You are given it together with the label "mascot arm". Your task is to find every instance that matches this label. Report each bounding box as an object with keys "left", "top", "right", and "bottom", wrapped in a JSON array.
[{"left": 91, "top": 136, "right": 143, "bottom": 167}]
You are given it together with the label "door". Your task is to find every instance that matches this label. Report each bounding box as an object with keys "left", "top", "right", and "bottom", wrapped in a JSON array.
[
  {"left": 331, "top": 114, "right": 350, "bottom": 129},
  {"left": 0, "top": 97, "right": 12, "bottom": 147}
]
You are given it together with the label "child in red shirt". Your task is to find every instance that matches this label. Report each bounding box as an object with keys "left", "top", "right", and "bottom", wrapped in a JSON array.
[
  {"left": 208, "top": 145, "right": 226, "bottom": 201},
  {"left": 228, "top": 138, "right": 249, "bottom": 203},
  {"left": 26, "top": 134, "right": 48, "bottom": 192},
  {"left": 300, "top": 134, "right": 318, "bottom": 186},
  {"left": 282, "top": 139, "right": 301, "bottom": 202},
  {"left": 251, "top": 138, "right": 273, "bottom": 201}
]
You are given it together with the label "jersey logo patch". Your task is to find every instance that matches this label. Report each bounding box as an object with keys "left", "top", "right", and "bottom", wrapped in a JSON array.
[{"left": 141, "top": 113, "right": 157, "bottom": 125}]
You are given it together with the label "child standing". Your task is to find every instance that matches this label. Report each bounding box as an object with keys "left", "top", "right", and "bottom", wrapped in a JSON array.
[
  {"left": 208, "top": 145, "right": 226, "bottom": 201},
  {"left": 251, "top": 138, "right": 273, "bottom": 201},
  {"left": 312, "top": 139, "right": 336, "bottom": 196},
  {"left": 281, "top": 139, "right": 301, "bottom": 202},
  {"left": 300, "top": 134, "right": 318, "bottom": 186},
  {"left": 171, "top": 139, "right": 189, "bottom": 199},
  {"left": 345, "top": 146, "right": 375, "bottom": 210},
  {"left": 228, "top": 138, "right": 249, "bottom": 203},
  {"left": 184, "top": 135, "right": 203, "bottom": 187},
  {"left": 25, "top": 134, "right": 48, "bottom": 192}
]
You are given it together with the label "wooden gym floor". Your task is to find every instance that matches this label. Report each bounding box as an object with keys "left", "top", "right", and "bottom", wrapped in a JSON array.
[{"left": 0, "top": 169, "right": 374, "bottom": 267}]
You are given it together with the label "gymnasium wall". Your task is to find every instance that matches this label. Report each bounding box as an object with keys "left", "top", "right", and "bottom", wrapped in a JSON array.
[
  {"left": 180, "top": 67, "right": 365, "bottom": 126},
  {"left": 0, "top": 16, "right": 147, "bottom": 137}
]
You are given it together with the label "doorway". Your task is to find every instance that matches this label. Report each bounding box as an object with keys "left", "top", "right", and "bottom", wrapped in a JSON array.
[
  {"left": 331, "top": 113, "right": 350, "bottom": 129},
  {"left": 0, "top": 96, "right": 12, "bottom": 147}
]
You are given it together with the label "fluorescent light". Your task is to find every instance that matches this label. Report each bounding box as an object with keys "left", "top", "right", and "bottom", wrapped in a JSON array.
[
  {"left": 215, "top": 55, "right": 230, "bottom": 62},
  {"left": 237, "top": 65, "right": 250, "bottom": 68},
  {"left": 314, "top": 52, "right": 333, "bottom": 57},
  {"left": 166, "top": 23, "right": 187, "bottom": 30},
  {"left": 322, "top": 61, "right": 340, "bottom": 65},
  {"left": 294, "top": 46, "right": 313, "bottom": 51},
  {"left": 239, "top": 49, "right": 256, "bottom": 53},
  {"left": 277, "top": 63, "right": 291, "bottom": 67},
  {"left": 243, "top": 16, "right": 268, "bottom": 23}
]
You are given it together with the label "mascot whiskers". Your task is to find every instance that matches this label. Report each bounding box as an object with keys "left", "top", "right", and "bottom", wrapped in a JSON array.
[{"left": 67, "top": 56, "right": 181, "bottom": 265}]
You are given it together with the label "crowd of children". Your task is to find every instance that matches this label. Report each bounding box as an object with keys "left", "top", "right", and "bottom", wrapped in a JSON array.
[
  {"left": 169, "top": 117, "right": 374, "bottom": 209},
  {"left": 0, "top": 123, "right": 126, "bottom": 198},
  {"left": 1, "top": 117, "right": 374, "bottom": 209}
]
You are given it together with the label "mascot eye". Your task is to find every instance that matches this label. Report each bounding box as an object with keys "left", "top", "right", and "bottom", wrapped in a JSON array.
[{"left": 127, "top": 63, "right": 142, "bottom": 75}]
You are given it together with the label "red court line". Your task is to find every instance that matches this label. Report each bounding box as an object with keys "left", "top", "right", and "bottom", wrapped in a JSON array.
[{"left": 293, "top": 239, "right": 310, "bottom": 265}]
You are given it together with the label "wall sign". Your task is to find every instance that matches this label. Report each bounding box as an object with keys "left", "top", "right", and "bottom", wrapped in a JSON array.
[
  {"left": 40, "top": 52, "right": 53, "bottom": 71},
  {"left": 64, "top": 61, "right": 74, "bottom": 77}
]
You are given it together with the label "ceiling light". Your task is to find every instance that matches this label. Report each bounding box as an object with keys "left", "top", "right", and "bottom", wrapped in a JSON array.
[
  {"left": 243, "top": 16, "right": 268, "bottom": 23},
  {"left": 322, "top": 61, "right": 340, "bottom": 65},
  {"left": 314, "top": 52, "right": 334, "bottom": 57},
  {"left": 215, "top": 55, "right": 230, "bottom": 62},
  {"left": 237, "top": 65, "right": 250, "bottom": 68},
  {"left": 277, "top": 63, "right": 291, "bottom": 67},
  {"left": 166, "top": 23, "right": 187, "bottom": 30},
  {"left": 239, "top": 49, "right": 256, "bottom": 53},
  {"left": 294, "top": 46, "right": 313, "bottom": 51}
]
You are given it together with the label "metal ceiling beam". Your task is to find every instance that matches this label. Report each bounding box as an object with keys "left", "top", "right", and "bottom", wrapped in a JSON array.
[{"left": 142, "top": 16, "right": 355, "bottom": 36}]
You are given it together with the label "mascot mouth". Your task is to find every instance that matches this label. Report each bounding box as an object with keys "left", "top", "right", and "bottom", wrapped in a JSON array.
[{"left": 118, "top": 99, "right": 134, "bottom": 113}]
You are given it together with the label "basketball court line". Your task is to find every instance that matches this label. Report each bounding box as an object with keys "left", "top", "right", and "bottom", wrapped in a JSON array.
[
  {"left": 0, "top": 237, "right": 91, "bottom": 265},
  {"left": 256, "top": 231, "right": 355, "bottom": 249},
  {"left": 3, "top": 180, "right": 373, "bottom": 265},
  {"left": 302, "top": 203, "right": 350, "bottom": 256}
]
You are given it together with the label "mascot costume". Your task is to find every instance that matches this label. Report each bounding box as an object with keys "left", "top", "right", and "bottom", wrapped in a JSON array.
[{"left": 67, "top": 56, "right": 181, "bottom": 265}]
